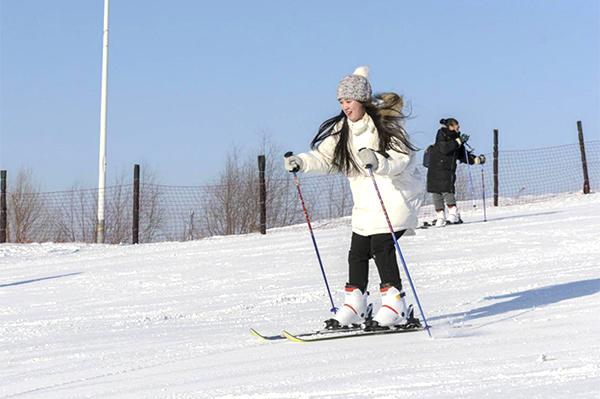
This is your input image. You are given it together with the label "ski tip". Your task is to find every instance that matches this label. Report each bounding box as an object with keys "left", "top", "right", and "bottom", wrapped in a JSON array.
[
  {"left": 250, "top": 328, "right": 286, "bottom": 341},
  {"left": 249, "top": 328, "right": 266, "bottom": 340},
  {"left": 249, "top": 328, "right": 261, "bottom": 336},
  {"left": 282, "top": 330, "right": 306, "bottom": 343},
  {"left": 250, "top": 328, "right": 273, "bottom": 341}
]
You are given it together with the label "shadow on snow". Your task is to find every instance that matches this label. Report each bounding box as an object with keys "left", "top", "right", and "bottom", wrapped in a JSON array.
[
  {"left": 460, "top": 210, "right": 561, "bottom": 225},
  {"left": 431, "top": 277, "right": 600, "bottom": 323},
  {"left": 421, "top": 211, "right": 561, "bottom": 228},
  {"left": 1, "top": 272, "right": 83, "bottom": 288}
]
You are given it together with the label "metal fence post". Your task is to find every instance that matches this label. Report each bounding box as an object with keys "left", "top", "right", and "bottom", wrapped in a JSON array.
[
  {"left": 258, "top": 155, "right": 266, "bottom": 234},
  {"left": 132, "top": 164, "right": 140, "bottom": 244},
  {"left": 493, "top": 129, "right": 499, "bottom": 206},
  {"left": 577, "top": 121, "right": 591, "bottom": 194},
  {"left": 0, "top": 170, "right": 6, "bottom": 243}
]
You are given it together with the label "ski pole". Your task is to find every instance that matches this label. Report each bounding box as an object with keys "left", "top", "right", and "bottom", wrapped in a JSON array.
[
  {"left": 285, "top": 152, "right": 338, "bottom": 314},
  {"left": 481, "top": 165, "right": 487, "bottom": 222},
  {"left": 366, "top": 167, "right": 432, "bottom": 338},
  {"left": 463, "top": 144, "right": 476, "bottom": 209}
]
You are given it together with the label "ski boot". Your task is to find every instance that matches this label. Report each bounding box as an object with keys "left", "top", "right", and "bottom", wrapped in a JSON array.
[
  {"left": 447, "top": 205, "right": 463, "bottom": 225},
  {"left": 324, "top": 284, "right": 371, "bottom": 330},
  {"left": 433, "top": 209, "right": 446, "bottom": 227},
  {"left": 364, "top": 284, "right": 408, "bottom": 331}
]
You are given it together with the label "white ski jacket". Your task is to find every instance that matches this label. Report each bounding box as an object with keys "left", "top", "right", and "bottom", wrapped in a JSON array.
[{"left": 298, "top": 113, "right": 423, "bottom": 236}]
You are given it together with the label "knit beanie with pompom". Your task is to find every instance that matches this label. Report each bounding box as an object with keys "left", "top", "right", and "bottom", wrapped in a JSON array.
[{"left": 336, "top": 66, "right": 372, "bottom": 102}]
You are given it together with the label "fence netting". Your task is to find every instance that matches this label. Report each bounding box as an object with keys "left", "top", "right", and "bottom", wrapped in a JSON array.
[{"left": 4, "top": 141, "right": 598, "bottom": 243}]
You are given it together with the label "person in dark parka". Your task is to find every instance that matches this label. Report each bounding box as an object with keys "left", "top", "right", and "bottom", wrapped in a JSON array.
[{"left": 426, "top": 118, "right": 484, "bottom": 226}]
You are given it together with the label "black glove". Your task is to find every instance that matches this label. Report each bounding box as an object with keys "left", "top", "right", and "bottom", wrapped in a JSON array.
[{"left": 460, "top": 133, "right": 470, "bottom": 144}]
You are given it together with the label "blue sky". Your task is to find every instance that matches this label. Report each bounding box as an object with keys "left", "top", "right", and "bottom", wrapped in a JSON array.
[{"left": 1, "top": 0, "right": 598, "bottom": 190}]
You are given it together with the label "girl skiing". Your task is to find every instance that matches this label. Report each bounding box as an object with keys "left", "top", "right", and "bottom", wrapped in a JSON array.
[
  {"left": 284, "top": 67, "right": 423, "bottom": 329},
  {"left": 426, "top": 118, "right": 485, "bottom": 226}
]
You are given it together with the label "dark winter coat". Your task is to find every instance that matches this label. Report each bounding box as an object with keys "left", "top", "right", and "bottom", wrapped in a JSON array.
[{"left": 426, "top": 127, "right": 474, "bottom": 193}]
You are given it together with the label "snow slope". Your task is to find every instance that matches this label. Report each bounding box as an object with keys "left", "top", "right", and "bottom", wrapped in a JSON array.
[{"left": 1, "top": 193, "right": 599, "bottom": 398}]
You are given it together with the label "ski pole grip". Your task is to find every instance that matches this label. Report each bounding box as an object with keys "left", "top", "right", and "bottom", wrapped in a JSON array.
[
  {"left": 358, "top": 147, "right": 375, "bottom": 169},
  {"left": 284, "top": 151, "right": 301, "bottom": 173}
]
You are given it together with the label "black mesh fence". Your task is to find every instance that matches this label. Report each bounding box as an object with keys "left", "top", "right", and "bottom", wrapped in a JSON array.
[
  {"left": 419, "top": 140, "right": 599, "bottom": 222},
  {"left": 2, "top": 141, "right": 598, "bottom": 243}
]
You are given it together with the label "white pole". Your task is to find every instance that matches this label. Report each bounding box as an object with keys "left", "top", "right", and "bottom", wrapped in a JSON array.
[{"left": 96, "top": 0, "right": 110, "bottom": 243}]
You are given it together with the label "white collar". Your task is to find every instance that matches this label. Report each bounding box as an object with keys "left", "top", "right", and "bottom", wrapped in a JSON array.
[{"left": 348, "top": 113, "right": 373, "bottom": 136}]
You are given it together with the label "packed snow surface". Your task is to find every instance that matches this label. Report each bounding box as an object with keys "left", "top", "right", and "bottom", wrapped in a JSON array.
[{"left": 2, "top": 193, "right": 599, "bottom": 398}]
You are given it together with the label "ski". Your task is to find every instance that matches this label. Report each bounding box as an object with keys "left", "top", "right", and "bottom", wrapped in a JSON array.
[
  {"left": 250, "top": 325, "right": 363, "bottom": 342},
  {"left": 447, "top": 219, "right": 464, "bottom": 225},
  {"left": 418, "top": 222, "right": 431, "bottom": 229},
  {"left": 282, "top": 325, "right": 423, "bottom": 343},
  {"left": 249, "top": 328, "right": 285, "bottom": 341},
  {"left": 419, "top": 219, "right": 464, "bottom": 229},
  {"left": 252, "top": 307, "right": 423, "bottom": 343}
]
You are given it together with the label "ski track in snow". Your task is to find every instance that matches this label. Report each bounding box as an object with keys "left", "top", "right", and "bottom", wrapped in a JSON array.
[{"left": 1, "top": 193, "right": 599, "bottom": 398}]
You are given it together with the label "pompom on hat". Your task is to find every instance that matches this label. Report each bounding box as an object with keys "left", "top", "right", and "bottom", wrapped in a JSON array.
[{"left": 336, "top": 66, "right": 372, "bottom": 102}]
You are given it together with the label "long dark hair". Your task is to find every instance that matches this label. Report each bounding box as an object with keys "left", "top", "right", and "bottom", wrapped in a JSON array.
[
  {"left": 310, "top": 93, "right": 417, "bottom": 174},
  {"left": 440, "top": 118, "right": 459, "bottom": 128}
]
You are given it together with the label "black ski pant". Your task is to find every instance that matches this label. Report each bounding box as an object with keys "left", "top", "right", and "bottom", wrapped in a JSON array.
[{"left": 347, "top": 230, "right": 405, "bottom": 293}]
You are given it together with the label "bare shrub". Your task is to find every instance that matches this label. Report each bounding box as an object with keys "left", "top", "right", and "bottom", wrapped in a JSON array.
[
  {"left": 7, "top": 169, "right": 51, "bottom": 243},
  {"left": 261, "top": 140, "right": 301, "bottom": 228},
  {"left": 103, "top": 165, "right": 165, "bottom": 244},
  {"left": 104, "top": 174, "right": 131, "bottom": 244},
  {"left": 53, "top": 185, "right": 97, "bottom": 243},
  {"left": 200, "top": 136, "right": 300, "bottom": 236},
  {"left": 201, "top": 147, "right": 257, "bottom": 236},
  {"left": 46, "top": 165, "right": 165, "bottom": 244},
  {"left": 138, "top": 166, "right": 165, "bottom": 242}
]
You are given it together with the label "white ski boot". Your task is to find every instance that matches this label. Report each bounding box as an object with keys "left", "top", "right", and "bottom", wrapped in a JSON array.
[
  {"left": 434, "top": 209, "right": 446, "bottom": 227},
  {"left": 447, "top": 205, "right": 463, "bottom": 224},
  {"left": 371, "top": 285, "right": 408, "bottom": 327},
  {"left": 325, "top": 285, "right": 370, "bottom": 329}
]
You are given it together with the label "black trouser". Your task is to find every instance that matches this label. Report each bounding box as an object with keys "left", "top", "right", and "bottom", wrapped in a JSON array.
[{"left": 347, "top": 230, "right": 405, "bottom": 293}]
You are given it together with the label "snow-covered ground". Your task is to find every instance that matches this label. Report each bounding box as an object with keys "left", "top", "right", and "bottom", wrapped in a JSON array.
[{"left": 1, "top": 193, "right": 599, "bottom": 398}]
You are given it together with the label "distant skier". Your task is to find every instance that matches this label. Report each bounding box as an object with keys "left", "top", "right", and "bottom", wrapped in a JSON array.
[
  {"left": 284, "top": 66, "right": 423, "bottom": 330},
  {"left": 426, "top": 118, "right": 485, "bottom": 226}
]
